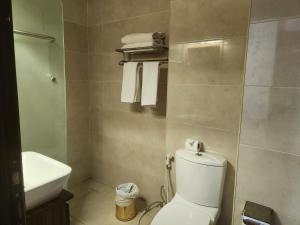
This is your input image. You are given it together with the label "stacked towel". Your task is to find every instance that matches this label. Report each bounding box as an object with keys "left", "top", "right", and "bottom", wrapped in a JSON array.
[
  {"left": 121, "top": 42, "right": 154, "bottom": 49},
  {"left": 121, "top": 32, "right": 166, "bottom": 49},
  {"left": 121, "top": 33, "right": 154, "bottom": 44}
]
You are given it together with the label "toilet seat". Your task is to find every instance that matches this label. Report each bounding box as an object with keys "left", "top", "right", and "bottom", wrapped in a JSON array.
[{"left": 151, "top": 200, "right": 211, "bottom": 225}]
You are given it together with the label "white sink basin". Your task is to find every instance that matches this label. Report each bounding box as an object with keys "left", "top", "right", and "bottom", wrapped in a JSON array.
[{"left": 22, "top": 151, "right": 72, "bottom": 210}]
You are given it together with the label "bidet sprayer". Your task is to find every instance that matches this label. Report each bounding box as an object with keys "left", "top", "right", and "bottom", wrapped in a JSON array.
[{"left": 165, "top": 153, "right": 174, "bottom": 169}]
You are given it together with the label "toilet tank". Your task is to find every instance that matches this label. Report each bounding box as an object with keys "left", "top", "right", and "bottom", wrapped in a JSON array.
[{"left": 176, "top": 149, "right": 227, "bottom": 208}]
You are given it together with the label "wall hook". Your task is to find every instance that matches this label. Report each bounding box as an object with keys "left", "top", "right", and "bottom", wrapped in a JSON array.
[{"left": 47, "top": 74, "right": 56, "bottom": 82}]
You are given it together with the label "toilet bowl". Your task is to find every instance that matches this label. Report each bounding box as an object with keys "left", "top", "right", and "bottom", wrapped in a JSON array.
[
  {"left": 151, "top": 149, "right": 227, "bottom": 225},
  {"left": 151, "top": 194, "right": 219, "bottom": 225}
]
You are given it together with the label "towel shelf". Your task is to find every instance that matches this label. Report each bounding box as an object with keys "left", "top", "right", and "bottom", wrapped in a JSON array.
[
  {"left": 118, "top": 59, "right": 168, "bottom": 66},
  {"left": 116, "top": 45, "right": 168, "bottom": 54},
  {"left": 116, "top": 45, "right": 168, "bottom": 66}
]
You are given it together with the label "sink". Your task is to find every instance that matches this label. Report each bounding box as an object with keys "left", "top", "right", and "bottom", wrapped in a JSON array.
[{"left": 22, "top": 151, "right": 72, "bottom": 210}]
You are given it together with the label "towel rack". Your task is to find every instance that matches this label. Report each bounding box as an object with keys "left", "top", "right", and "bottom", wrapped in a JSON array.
[
  {"left": 116, "top": 45, "right": 168, "bottom": 66},
  {"left": 13, "top": 29, "right": 56, "bottom": 42},
  {"left": 118, "top": 59, "right": 168, "bottom": 66},
  {"left": 116, "top": 45, "right": 168, "bottom": 54}
]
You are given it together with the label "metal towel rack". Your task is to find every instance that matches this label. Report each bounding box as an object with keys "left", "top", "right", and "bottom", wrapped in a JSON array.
[
  {"left": 116, "top": 45, "right": 168, "bottom": 66},
  {"left": 118, "top": 59, "right": 168, "bottom": 66},
  {"left": 116, "top": 45, "right": 168, "bottom": 54},
  {"left": 13, "top": 29, "right": 56, "bottom": 42}
]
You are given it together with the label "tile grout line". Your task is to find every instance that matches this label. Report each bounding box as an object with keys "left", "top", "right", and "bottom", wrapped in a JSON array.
[
  {"left": 166, "top": 120, "right": 240, "bottom": 133},
  {"left": 87, "top": 9, "right": 170, "bottom": 27},
  {"left": 231, "top": 7, "right": 252, "bottom": 221},
  {"left": 167, "top": 83, "right": 244, "bottom": 87},
  {"left": 64, "top": 19, "right": 87, "bottom": 27},
  {"left": 240, "top": 143, "right": 300, "bottom": 158},
  {"left": 251, "top": 14, "right": 300, "bottom": 24},
  {"left": 245, "top": 84, "right": 300, "bottom": 89}
]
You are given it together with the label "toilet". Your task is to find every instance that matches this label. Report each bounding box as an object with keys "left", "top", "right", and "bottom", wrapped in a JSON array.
[{"left": 151, "top": 149, "right": 227, "bottom": 225}]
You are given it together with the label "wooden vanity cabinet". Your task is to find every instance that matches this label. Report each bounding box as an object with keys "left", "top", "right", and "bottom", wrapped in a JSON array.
[{"left": 26, "top": 190, "right": 73, "bottom": 225}]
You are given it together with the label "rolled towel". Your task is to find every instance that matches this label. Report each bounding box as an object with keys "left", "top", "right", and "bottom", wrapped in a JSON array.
[
  {"left": 152, "top": 32, "right": 166, "bottom": 41},
  {"left": 121, "top": 32, "right": 166, "bottom": 44}
]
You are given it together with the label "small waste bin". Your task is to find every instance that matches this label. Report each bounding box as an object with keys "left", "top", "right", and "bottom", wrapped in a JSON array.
[{"left": 115, "top": 183, "right": 139, "bottom": 221}]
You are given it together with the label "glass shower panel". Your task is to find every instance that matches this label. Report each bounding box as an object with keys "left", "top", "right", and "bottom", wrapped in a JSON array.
[{"left": 12, "top": 0, "right": 66, "bottom": 162}]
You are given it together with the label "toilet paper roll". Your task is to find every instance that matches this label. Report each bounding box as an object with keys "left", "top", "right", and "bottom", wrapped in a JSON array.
[{"left": 185, "top": 139, "right": 201, "bottom": 152}]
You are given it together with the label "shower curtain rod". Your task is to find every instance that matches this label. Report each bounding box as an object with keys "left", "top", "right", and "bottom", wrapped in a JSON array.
[{"left": 13, "top": 29, "right": 56, "bottom": 42}]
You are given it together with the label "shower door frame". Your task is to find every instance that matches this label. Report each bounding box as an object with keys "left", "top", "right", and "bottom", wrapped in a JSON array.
[{"left": 0, "top": 0, "right": 26, "bottom": 224}]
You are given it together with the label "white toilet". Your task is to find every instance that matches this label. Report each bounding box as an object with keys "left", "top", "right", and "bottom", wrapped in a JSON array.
[{"left": 151, "top": 149, "right": 227, "bottom": 225}]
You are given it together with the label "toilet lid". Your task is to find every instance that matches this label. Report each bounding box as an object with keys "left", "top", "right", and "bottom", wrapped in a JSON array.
[{"left": 151, "top": 201, "right": 211, "bottom": 225}]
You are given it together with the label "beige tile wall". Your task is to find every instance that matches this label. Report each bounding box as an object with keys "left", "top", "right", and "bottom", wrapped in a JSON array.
[
  {"left": 63, "top": 0, "right": 92, "bottom": 184},
  {"left": 234, "top": 1, "right": 300, "bottom": 224},
  {"left": 167, "top": 0, "right": 251, "bottom": 225},
  {"left": 64, "top": 0, "right": 252, "bottom": 221},
  {"left": 87, "top": 0, "right": 170, "bottom": 203},
  {"left": 62, "top": 1, "right": 300, "bottom": 224}
]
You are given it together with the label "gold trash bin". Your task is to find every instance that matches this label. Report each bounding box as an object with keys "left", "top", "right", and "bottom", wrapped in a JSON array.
[
  {"left": 115, "top": 183, "right": 139, "bottom": 221},
  {"left": 115, "top": 199, "right": 136, "bottom": 221}
]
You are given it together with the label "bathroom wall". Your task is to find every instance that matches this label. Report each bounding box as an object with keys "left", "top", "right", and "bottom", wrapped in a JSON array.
[
  {"left": 234, "top": 1, "right": 300, "bottom": 225},
  {"left": 63, "top": 0, "right": 91, "bottom": 184},
  {"left": 167, "top": 0, "right": 251, "bottom": 224},
  {"left": 87, "top": 0, "right": 170, "bottom": 203},
  {"left": 12, "top": 0, "right": 67, "bottom": 163},
  {"left": 61, "top": 1, "right": 300, "bottom": 224}
]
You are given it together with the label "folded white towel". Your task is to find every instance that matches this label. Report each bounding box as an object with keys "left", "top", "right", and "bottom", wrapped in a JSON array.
[
  {"left": 141, "top": 62, "right": 160, "bottom": 107},
  {"left": 121, "top": 33, "right": 154, "bottom": 44},
  {"left": 121, "top": 62, "right": 141, "bottom": 103},
  {"left": 121, "top": 42, "right": 155, "bottom": 49}
]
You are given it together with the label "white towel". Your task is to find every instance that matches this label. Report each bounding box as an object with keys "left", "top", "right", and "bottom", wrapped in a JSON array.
[
  {"left": 121, "top": 33, "right": 154, "bottom": 44},
  {"left": 141, "top": 62, "right": 160, "bottom": 106},
  {"left": 121, "top": 62, "right": 141, "bottom": 103},
  {"left": 121, "top": 42, "right": 154, "bottom": 49}
]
